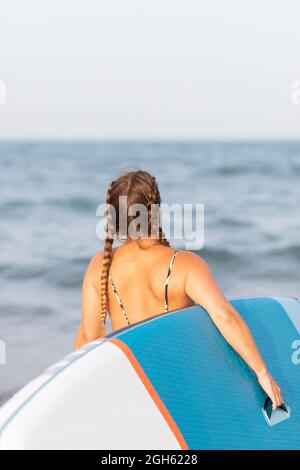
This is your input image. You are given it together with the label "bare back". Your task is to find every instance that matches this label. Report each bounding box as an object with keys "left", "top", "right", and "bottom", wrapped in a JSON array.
[{"left": 107, "top": 243, "right": 194, "bottom": 330}]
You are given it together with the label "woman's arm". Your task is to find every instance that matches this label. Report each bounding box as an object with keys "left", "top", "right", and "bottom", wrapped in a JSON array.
[
  {"left": 73, "top": 253, "right": 106, "bottom": 350},
  {"left": 73, "top": 321, "right": 87, "bottom": 350},
  {"left": 184, "top": 252, "right": 283, "bottom": 409}
]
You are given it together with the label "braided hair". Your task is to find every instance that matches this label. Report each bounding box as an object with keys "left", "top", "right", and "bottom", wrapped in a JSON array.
[
  {"left": 100, "top": 181, "right": 115, "bottom": 323},
  {"left": 100, "top": 170, "right": 169, "bottom": 322}
]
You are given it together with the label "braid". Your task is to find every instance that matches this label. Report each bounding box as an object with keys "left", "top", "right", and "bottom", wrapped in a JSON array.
[
  {"left": 147, "top": 177, "right": 169, "bottom": 246},
  {"left": 147, "top": 177, "right": 158, "bottom": 237},
  {"left": 100, "top": 181, "right": 115, "bottom": 323},
  {"left": 159, "top": 226, "right": 170, "bottom": 247}
]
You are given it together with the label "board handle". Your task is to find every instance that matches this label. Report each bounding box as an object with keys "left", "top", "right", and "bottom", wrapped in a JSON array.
[{"left": 262, "top": 397, "right": 291, "bottom": 426}]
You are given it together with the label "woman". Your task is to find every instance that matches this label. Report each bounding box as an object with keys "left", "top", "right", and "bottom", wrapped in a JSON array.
[{"left": 74, "top": 170, "right": 283, "bottom": 410}]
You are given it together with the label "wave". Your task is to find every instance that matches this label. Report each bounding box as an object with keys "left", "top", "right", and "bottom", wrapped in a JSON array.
[
  {"left": 44, "top": 196, "right": 96, "bottom": 213},
  {"left": 0, "top": 255, "right": 90, "bottom": 284},
  {"left": 0, "top": 302, "right": 56, "bottom": 318},
  {"left": 0, "top": 390, "right": 16, "bottom": 407},
  {"left": 266, "top": 244, "right": 300, "bottom": 258},
  {"left": 210, "top": 216, "right": 252, "bottom": 228},
  {"left": 1, "top": 264, "right": 47, "bottom": 281},
  {"left": 192, "top": 246, "right": 241, "bottom": 263}
]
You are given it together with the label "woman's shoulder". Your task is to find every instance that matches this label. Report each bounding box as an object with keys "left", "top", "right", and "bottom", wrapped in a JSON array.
[
  {"left": 84, "top": 249, "right": 210, "bottom": 282},
  {"left": 86, "top": 247, "right": 118, "bottom": 269},
  {"left": 176, "top": 250, "right": 210, "bottom": 271},
  {"left": 83, "top": 251, "right": 107, "bottom": 284},
  {"left": 82, "top": 253, "right": 101, "bottom": 286},
  {"left": 87, "top": 251, "right": 103, "bottom": 269}
]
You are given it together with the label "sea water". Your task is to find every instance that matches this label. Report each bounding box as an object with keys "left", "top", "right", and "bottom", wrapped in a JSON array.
[{"left": 0, "top": 141, "right": 299, "bottom": 403}]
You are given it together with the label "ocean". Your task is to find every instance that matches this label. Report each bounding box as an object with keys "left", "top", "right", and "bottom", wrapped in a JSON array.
[{"left": 0, "top": 141, "right": 300, "bottom": 405}]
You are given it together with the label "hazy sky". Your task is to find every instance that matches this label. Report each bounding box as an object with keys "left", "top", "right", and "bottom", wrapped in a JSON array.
[{"left": 0, "top": 0, "right": 299, "bottom": 140}]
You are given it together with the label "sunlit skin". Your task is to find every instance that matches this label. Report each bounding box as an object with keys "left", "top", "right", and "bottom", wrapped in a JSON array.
[{"left": 74, "top": 238, "right": 283, "bottom": 410}]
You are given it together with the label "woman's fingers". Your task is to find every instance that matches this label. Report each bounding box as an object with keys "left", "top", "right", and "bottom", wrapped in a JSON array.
[
  {"left": 277, "top": 388, "right": 283, "bottom": 407},
  {"left": 267, "top": 386, "right": 277, "bottom": 410},
  {"left": 271, "top": 386, "right": 281, "bottom": 409},
  {"left": 271, "top": 393, "right": 277, "bottom": 410},
  {"left": 257, "top": 370, "right": 284, "bottom": 410},
  {"left": 273, "top": 386, "right": 283, "bottom": 409}
]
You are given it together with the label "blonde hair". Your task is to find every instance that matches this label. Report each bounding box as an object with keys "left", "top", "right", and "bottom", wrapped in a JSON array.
[{"left": 100, "top": 170, "right": 169, "bottom": 322}]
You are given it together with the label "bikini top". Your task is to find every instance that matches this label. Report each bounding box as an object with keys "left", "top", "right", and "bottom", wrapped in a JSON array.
[{"left": 108, "top": 250, "right": 179, "bottom": 325}]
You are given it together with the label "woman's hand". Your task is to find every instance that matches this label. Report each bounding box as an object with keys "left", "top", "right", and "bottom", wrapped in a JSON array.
[{"left": 257, "top": 369, "right": 283, "bottom": 410}]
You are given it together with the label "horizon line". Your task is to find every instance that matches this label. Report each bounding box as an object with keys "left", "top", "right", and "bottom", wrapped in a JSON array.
[{"left": 0, "top": 137, "right": 300, "bottom": 144}]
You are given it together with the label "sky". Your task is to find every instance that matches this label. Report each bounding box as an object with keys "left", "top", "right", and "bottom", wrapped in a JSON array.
[{"left": 0, "top": 0, "right": 299, "bottom": 140}]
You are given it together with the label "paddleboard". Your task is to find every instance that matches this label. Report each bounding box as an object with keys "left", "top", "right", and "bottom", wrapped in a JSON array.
[{"left": 0, "top": 296, "right": 299, "bottom": 450}]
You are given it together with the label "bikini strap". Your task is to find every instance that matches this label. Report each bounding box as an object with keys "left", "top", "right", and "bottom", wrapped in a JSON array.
[
  {"left": 109, "top": 249, "right": 179, "bottom": 323},
  {"left": 164, "top": 250, "right": 179, "bottom": 313},
  {"left": 108, "top": 274, "right": 130, "bottom": 325}
]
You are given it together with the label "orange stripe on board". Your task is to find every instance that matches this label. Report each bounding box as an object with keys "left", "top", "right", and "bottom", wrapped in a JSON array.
[{"left": 108, "top": 337, "right": 188, "bottom": 450}]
